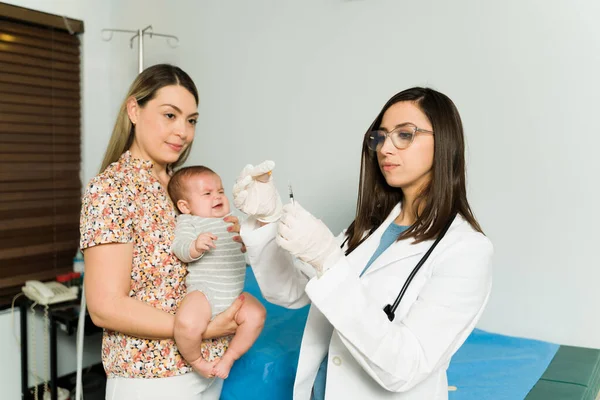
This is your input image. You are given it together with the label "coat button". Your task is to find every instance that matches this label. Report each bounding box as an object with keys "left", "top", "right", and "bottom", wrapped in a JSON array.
[{"left": 332, "top": 356, "right": 342, "bottom": 366}]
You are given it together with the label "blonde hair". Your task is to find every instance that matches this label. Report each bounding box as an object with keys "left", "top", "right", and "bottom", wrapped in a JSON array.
[{"left": 100, "top": 64, "right": 199, "bottom": 172}]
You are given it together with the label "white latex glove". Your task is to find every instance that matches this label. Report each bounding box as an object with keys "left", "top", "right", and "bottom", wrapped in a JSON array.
[
  {"left": 276, "top": 202, "right": 344, "bottom": 276},
  {"left": 232, "top": 160, "right": 283, "bottom": 223}
]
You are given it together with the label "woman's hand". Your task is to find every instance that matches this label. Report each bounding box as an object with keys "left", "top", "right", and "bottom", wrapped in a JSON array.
[
  {"left": 232, "top": 160, "right": 282, "bottom": 223},
  {"left": 276, "top": 202, "right": 344, "bottom": 276},
  {"left": 204, "top": 294, "right": 245, "bottom": 338},
  {"left": 224, "top": 215, "right": 246, "bottom": 253}
]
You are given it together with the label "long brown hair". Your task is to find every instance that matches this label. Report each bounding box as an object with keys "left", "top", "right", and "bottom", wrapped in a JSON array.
[
  {"left": 99, "top": 64, "right": 199, "bottom": 172},
  {"left": 345, "top": 87, "right": 483, "bottom": 255}
]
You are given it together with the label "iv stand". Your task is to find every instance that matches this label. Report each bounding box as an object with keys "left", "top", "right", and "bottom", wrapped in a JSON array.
[{"left": 101, "top": 25, "right": 179, "bottom": 73}]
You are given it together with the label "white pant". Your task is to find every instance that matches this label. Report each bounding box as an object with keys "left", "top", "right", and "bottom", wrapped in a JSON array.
[{"left": 105, "top": 373, "right": 223, "bottom": 400}]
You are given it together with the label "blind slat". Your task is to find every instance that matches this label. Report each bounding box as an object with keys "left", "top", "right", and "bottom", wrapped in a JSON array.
[
  {"left": 0, "top": 103, "right": 79, "bottom": 117},
  {"left": 0, "top": 224, "right": 78, "bottom": 239},
  {"left": 0, "top": 93, "right": 79, "bottom": 108},
  {"left": 0, "top": 41, "right": 79, "bottom": 63},
  {"left": 0, "top": 213, "right": 80, "bottom": 232},
  {"left": 0, "top": 61, "right": 78, "bottom": 82},
  {"left": 0, "top": 240, "right": 79, "bottom": 261},
  {"left": 0, "top": 28, "right": 80, "bottom": 55},
  {"left": 0, "top": 82, "right": 79, "bottom": 100},
  {"left": 0, "top": 251, "right": 75, "bottom": 268},
  {"left": 0, "top": 153, "right": 80, "bottom": 163},
  {"left": 0, "top": 123, "right": 80, "bottom": 135},
  {"left": 0, "top": 50, "right": 79, "bottom": 72},
  {"left": 0, "top": 180, "right": 81, "bottom": 192},
  {"left": 0, "top": 198, "right": 81, "bottom": 212},
  {"left": 0, "top": 162, "right": 80, "bottom": 172},
  {"left": 0, "top": 169, "right": 80, "bottom": 182},
  {"left": 0, "top": 189, "right": 81, "bottom": 202},
  {"left": 0, "top": 133, "right": 80, "bottom": 144},
  {"left": 0, "top": 143, "right": 80, "bottom": 153},
  {"left": 0, "top": 22, "right": 77, "bottom": 45},
  {"left": 1, "top": 232, "right": 80, "bottom": 252},
  {"left": 0, "top": 204, "right": 81, "bottom": 219},
  {"left": 0, "top": 72, "right": 79, "bottom": 91},
  {"left": 0, "top": 114, "right": 79, "bottom": 127}
]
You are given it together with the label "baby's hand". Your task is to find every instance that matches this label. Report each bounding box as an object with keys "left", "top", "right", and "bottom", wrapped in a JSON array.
[{"left": 194, "top": 232, "right": 217, "bottom": 254}]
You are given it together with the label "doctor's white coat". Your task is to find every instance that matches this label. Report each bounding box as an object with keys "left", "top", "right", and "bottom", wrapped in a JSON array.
[{"left": 241, "top": 203, "right": 493, "bottom": 400}]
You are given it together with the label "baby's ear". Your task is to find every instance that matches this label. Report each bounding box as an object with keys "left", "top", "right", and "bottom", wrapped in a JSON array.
[{"left": 177, "top": 199, "right": 191, "bottom": 214}]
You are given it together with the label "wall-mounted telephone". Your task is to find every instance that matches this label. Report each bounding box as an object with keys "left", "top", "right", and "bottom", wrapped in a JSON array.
[{"left": 21, "top": 280, "right": 78, "bottom": 305}]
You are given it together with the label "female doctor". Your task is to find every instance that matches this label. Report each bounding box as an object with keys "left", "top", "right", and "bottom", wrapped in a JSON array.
[{"left": 234, "top": 87, "right": 493, "bottom": 400}]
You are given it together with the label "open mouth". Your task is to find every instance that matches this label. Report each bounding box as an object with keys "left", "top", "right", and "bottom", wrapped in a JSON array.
[{"left": 213, "top": 203, "right": 223, "bottom": 209}]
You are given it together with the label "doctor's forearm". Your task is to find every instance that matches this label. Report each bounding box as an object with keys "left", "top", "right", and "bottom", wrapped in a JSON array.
[
  {"left": 243, "top": 222, "right": 310, "bottom": 308},
  {"left": 252, "top": 241, "right": 310, "bottom": 307}
]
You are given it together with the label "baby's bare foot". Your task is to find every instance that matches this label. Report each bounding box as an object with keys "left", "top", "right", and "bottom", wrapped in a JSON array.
[
  {"left": 190, "top": 357, "right": 217, "bottom": 379},
  {"left": 212, "top": 356, "right": 235, "bottom": 379}
]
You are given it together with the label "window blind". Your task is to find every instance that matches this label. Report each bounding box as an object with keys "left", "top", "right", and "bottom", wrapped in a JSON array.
[{"left": 0, "top": 2, "right": 84, "bottom": 306}]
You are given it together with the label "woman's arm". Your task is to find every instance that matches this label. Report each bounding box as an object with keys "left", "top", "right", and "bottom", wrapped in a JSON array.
[
  {"left": 84, "top": 243, "right": 176, "bottom": 339},
  {"left": 85, "top": 242, "right": 241, "bottom": 339},
  {"left": 306, "top": 233, "right": 493, "bottom": 392},
  {"left": 242, "top": 218, "right": 312, "bottom": 309}
]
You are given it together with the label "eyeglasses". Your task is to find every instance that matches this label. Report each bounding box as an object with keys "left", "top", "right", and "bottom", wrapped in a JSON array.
[{"left": 366, "top": 123, "right": 434, "bottom": 152}]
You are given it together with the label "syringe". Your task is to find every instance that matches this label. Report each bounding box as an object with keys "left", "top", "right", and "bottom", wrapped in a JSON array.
[{"left": 288, "top": 182, "right": 295, "bottom": 205}]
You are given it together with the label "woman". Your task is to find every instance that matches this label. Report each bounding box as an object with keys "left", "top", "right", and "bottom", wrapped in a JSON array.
[
  {"left": 234, "top": 87, "right": 493, "bottom": 399},
  {"left": 80, "top": 64, "right": 254, "bottom": 399}
]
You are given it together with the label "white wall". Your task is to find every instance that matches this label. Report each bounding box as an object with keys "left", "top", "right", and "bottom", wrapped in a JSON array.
[
  {"left": 108, "top": 0, "right": 600, "bottom": 347},
  {"left": 3, "top": 1, "right": 600, "bottom": 396}
]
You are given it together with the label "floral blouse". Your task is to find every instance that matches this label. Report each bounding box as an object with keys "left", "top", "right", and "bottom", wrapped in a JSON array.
[{"left": 80, "top": 151, "right": 191, "bottom": 378}]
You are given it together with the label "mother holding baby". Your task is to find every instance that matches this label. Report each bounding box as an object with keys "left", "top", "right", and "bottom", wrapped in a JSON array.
[{"left": 80, "top": 64, "right": 260, "bottom": 399}]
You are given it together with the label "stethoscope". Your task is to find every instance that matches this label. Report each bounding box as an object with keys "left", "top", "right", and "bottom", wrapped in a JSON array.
[{"left": 342, "top": 214, "right": 456, "bottom": 322}]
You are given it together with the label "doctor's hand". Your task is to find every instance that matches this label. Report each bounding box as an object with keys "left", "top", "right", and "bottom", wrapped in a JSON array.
[
  {"left": 276, "top": 202, "right": 344, "bottom": 276},
  {"left": 232, "top": 160, "right": 283, "bottom": 223}
]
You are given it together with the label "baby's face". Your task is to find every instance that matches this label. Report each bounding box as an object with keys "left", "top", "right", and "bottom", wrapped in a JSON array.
[{"left": 183, "top": 173, "right": 230, "bottom": 218}]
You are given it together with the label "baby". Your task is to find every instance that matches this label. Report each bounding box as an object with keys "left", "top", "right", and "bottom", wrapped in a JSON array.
[{"left": 168, "top": 165, "right": 266, "bottom": 379}]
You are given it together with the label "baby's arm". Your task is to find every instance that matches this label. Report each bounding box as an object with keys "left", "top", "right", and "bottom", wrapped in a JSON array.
[{"left": 172, "top": 218, "right": 216, "bottom": 262}]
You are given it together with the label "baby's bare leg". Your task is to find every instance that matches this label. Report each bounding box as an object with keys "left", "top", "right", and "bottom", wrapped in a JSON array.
[
  {"left": 213, "top": 293, "right": 266, "bottom": 379},
  {"left": 174, "top": 291, "right": 216, "bottom": 378}
]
